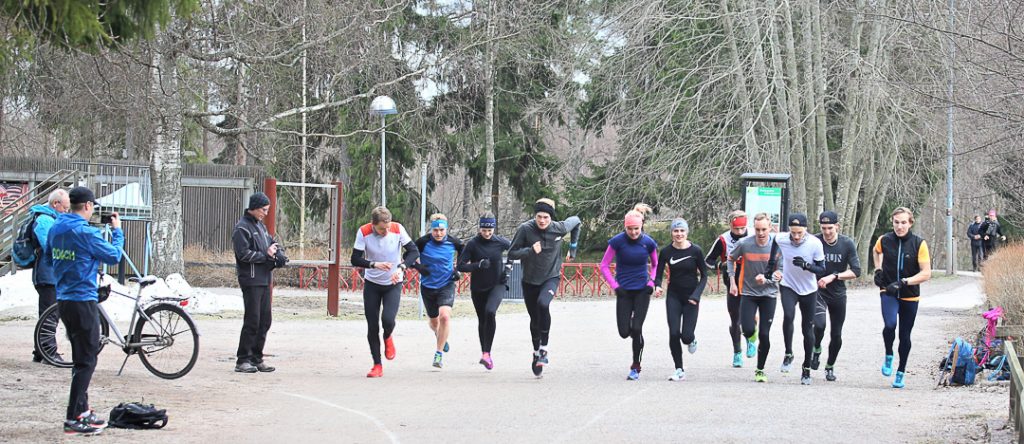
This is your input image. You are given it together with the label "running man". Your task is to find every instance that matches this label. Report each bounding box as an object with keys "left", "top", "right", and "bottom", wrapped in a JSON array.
[
  {"left": 508, "top": 198, "right": 581, "bottom": 377},
  {"left": 873, "top": 207, "right": 932, "bottom": 388},
  {"left": 414, "top": 214, "right": 464, "bottom": 369},
  {"left": 457, "top": 213, "right": 511, "bottom": 370},
  {"left": 599, "top": 210, "right": 659, "bottom": 380},
  {"left": 770, "top": 213, "right": 826, "bottom": 385},
  {"left": 730, "top": 213, "right": 780, "bottom": 383},
  {"left": 351, "top": 207, "right": 419, "bottom": 378},
  {"left": 654, "top": 219, "right": 707, "bottom": 381},
  {"left": 705, "top": 210, "right": 753, "bottom": 367},
  {"left": 812, "top": 211, "right": 862, "bottom": 382}
]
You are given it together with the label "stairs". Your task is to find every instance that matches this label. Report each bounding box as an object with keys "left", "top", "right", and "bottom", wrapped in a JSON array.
[{"left": 0, "top": 170, "right": 81, "bottom": 276}]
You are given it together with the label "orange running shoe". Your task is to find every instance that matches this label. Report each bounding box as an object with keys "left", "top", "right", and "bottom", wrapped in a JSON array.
[
  {"left": 366, "top": 364, "right": 383, "bottom": 378},
  {"left": 384, "top": 336, "right": 396, "bottom": 360}
]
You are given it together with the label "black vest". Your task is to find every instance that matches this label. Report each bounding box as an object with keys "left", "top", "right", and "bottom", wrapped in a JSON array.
[{"left": 878, "top": 231, "right": 925, "bottom": 299}]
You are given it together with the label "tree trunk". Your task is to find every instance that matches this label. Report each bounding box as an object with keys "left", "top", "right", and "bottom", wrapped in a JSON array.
[
  {"left": 810, "top": 0, "right": 833, "bottom": 211},
  {"left": 720, "top": 0, "right": 761, "bottom": 165},
  {"left": 149, "top": 43, "right": 185, "bottom": 278},
  {"left": 484, "top": 0, "right": 498, "bottom": 216},
  {"left": 234, "top": 62, "right": 248, "bottom": 166}
]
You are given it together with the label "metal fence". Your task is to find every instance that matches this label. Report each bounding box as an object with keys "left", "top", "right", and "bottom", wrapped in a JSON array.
[{"left": 1007, "top": 341, "right": 1024, "bottom": 442}]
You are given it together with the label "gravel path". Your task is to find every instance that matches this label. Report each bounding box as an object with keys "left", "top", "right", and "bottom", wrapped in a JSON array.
[{"left": 0, "top": 275, "right": 1011, "bottom": 443}]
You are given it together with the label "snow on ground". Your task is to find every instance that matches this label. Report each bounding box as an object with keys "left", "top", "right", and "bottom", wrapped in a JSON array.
[{"left": 0, "top": 271, "right": 243, "bottom": 321}]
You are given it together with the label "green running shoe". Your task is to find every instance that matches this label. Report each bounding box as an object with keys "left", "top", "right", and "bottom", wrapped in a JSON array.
[
  {"left": 754, "top": 369, "right": 767, "bottom": 383},
  {"left": 432, "top": 351, "right": 443, "bottom": 368}
]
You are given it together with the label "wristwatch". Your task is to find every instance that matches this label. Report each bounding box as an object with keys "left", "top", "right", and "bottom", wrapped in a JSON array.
[
  {"left": 832, "top": 272, "right": 840, "bottom": 280},
  {"left": 369, "top": 261, "right": 375, "bottom": 269},
  {"left": 398, "top": 263, "right": 408, "bottom": 271}
]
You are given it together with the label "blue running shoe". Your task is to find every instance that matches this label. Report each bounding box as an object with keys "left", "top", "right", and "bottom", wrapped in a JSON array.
[
  {"left": 732, "top": 352, "right": 743, "bottom": 368},
  {"left": 892, "top": 371, "right": 905, "bottom": 388},
  {"left": 881, "top": 355, "right": 894, "bottom": 377},
  {"left": 627, "top": 367, "right": 641, "bottom": 381},
  {"left": 746, "top": 336, "right": 757, "bottom": 358},
  {"left": 433, "top": 351, "right": 443, "bottom": 368},
  {"left": 443, "top": 342, "right": 450, "bottom": 353}
]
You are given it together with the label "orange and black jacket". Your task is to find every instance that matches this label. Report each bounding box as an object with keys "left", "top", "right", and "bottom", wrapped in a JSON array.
[{"left": 874, "top": 231, "right": 930, "bottom": 301}]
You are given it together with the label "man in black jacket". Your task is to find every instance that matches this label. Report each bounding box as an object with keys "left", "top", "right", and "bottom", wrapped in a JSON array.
[
  {"left": 232, "top": 192, "right": 288, "bottom": 373},
  {"left": 980, "top": 210, "right": 1006, "bottom": 260},
  {"left": 967, "top": 215, "right": 983, "bottom": 271}
]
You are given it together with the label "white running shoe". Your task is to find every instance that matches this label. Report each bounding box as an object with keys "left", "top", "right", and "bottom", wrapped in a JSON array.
[{"left": 668, "top": 368, "right": 686, "bottom": 381}]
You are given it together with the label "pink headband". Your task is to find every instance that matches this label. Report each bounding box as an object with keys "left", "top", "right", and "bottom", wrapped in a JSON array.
[{"left": 624, "top": 213, "right": 643, "bottom": 228}]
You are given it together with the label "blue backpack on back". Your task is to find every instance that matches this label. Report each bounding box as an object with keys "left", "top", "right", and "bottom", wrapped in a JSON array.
[
  {"left": 945, "top": 337, "right": 978, "bottom": 386},
  {"left": 10, "top": 213, "right": 41, "bottom": 268}
]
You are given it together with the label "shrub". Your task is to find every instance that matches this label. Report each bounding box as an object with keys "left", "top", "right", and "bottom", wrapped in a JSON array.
[{"left": 982, "top": 243, "right": 1024, "bottom": 325}]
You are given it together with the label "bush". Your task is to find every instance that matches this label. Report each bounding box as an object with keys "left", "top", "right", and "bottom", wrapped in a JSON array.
[{"left": 982, "top": 243, "right": 1024, "bottom": 324}]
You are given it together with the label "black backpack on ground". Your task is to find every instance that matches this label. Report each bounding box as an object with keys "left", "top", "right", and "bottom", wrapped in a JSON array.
[{"left": 108, "top": 402, "right": 168, "bottom": 429}]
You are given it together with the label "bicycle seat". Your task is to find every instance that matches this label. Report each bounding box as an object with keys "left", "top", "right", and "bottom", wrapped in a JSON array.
[{"left": 129, "top": 276, "right": 159, "bottom": 288}]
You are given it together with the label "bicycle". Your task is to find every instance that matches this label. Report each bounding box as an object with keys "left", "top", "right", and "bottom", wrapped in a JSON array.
[{"left": 34, "top": 275, "right": 201, "bottom": 380}]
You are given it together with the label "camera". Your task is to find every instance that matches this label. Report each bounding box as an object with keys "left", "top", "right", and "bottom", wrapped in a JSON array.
[{"left": 100, "top": 214, "right": 113, "bottom": 224}]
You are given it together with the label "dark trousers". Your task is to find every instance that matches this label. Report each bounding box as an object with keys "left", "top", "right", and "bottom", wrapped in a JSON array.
[
  {"left": 616, "top": 288, "right": 652, "bottom": 367},
  {"left": 236, "top": 285, "right": 272, "bottom": 365},
  {"left": 364, "top": 281, "right": 402, "bottom": 364},
  {"left": 813, "top": 294, "right": 847, "bottom": 367},
  {"left": 781, "top": 286, "right": 817, "bottom": 368},
  {"left": 723, "top": 272, "right": 742, "bottom": 353},
  {"left": 522, "top": 277, "right": 560, "bottom": 350},
  {"left": 971, "top": 243, "right": 984, "bottom": 270},
  {"left": 740, "top": 296, "right": 777, "bottom": 371},
  {"left": 881, "top": 293, "right": 919, "bottom": 373},
  {"left": 666, "top": 288, "right": 700, "bottom": 369},
  {"left": 34, "top": 284, "right": 57, "bottom": 360},
  {"left": 472, "top": 286, "right": 504, "bottom": 353},
  {"left": 58, "top": 300, "right": 100, "bottom": 421}
]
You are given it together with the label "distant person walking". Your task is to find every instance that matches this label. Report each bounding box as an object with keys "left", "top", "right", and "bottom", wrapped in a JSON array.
[
  {"left": 980, "top": 210, "right": 1006, "bottom": 260},
  {"left": 967, "top": 215, "right": 984, "bottom": 272},
  {"left": 30, "top": 189, "right": 69, "bottom": 363}
]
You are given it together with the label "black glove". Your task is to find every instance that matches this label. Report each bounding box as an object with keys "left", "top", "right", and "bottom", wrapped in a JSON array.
[
  {"left": 416, "top": 264, "right": 432, "bottom": 277},
  {"left": 614, "top": 287, "right": 627, "bottom": 298},
  {"left": 885, "top": 280, "right": 904, "bottom": 295},
  {"left": 873, "top": 269, "right": 887, "bottom": 288},
  {"left": 479, "top": 258, "right": 491, "bottom": 269},
  {"left": 644, "top": 286, "right": 654, "bottom": 296},
  {"left": 792, "top": 256, "right": 807, "bottom": 270},
  {"left": 451, "top": 270, "right": 462, "bottom": 282},
  {"left": 500, "top": 263, "right": 512, "bottom": 284}
]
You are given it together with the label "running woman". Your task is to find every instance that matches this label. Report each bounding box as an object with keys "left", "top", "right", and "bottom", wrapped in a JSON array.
[
  {"left": 770, "top": 213, "right": 826, "bottom": 385},
  {"left": 414, "top": 214, "right": 464, "bottom": 369},
  {"left": 705, "top": 210, "right": 753, "bottom": 367},
  {"left": 457, "top": 213, "right": 512, "bottom": 370},
  {"left": 812, "top": 211, "right": 862, "bottom": 382},
  {"left": 654, "top": 219, "right": 707, "bottom": 381},
  {"left": 729, "top": 213, "right": 780, "bottom": 383},
  {"left": 873, "top": 207, "right": 931, "bottom": 388},
  {"left": 599, "top": 210, "right": 659, "bottom": 380},
  {"left": 508, "top": 198, "right": 581, "bottom": 377},
  {"left": 351, "top": 206, "right": 419, "bottom": 378}
]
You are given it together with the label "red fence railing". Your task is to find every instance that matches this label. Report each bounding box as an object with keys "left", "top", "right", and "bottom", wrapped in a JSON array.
[{"left": 298, "top": 263, "right": 721, "bottom": 297}]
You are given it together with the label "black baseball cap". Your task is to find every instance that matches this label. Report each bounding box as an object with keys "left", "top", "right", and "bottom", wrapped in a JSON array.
[
  {"left": 819, "top": 211, "right": 839, "bottom": 225},
  {"left": 69, "top": 187, "right": 99, "bottom": 206},
  {"left": 788, "top": 213, "right": 808, "bottom": 228}
]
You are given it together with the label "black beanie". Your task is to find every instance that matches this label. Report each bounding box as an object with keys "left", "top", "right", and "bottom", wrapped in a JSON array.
[{"left": 248, "top": 192, "right": 271, "bottom": 210}]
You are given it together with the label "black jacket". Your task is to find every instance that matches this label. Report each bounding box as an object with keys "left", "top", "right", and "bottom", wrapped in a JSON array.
[
  {"left": 877, "top": 231, "right": 926, "bottom": 300},
  {"left": 458, "top": 234, "right": 512, "bottom": 292},
  {"left": 967, "top": 222, "right": 983, "bottom": 246},
  {"left": 232, "top": 212, "right": 288, "bottom": 287}
]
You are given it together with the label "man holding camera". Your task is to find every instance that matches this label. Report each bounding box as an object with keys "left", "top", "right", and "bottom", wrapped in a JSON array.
[
  {"left": 232, "top": 192, "right": 288, "bottom": 373},
  {"left": 46, "top": 186, "right": 123, "bottom": 435}
]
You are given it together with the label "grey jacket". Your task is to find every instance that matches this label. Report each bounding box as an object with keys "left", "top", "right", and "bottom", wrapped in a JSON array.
[{"left": 509, "top": 216, "right": 581, "bottom": 285}]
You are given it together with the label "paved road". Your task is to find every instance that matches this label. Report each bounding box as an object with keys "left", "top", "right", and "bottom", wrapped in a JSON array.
[{"left": 0, "top": 276, "right": 1006, "bottom": 443}]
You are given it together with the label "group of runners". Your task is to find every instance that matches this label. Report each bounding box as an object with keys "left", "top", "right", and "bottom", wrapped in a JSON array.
[{"left": 350, "top": 199, "right": 931, "bottom": 389}]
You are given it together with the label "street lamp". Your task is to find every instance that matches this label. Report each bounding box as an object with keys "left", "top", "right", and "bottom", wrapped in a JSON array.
[{"left": 370, "top": 95, "right": 397, "bottom": 207}]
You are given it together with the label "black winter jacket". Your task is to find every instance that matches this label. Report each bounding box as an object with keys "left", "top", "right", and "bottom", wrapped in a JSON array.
[{"left": 232, "top": 212, "right": 288, "bottom": 286}]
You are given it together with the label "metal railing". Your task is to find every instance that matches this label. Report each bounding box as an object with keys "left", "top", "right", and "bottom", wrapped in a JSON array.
[
  {"left": 0, "top": 170, "right": 81, "bottom": 275},
  {"left": 1007, "top": 340, "right": 1024, "bottom": 442}
]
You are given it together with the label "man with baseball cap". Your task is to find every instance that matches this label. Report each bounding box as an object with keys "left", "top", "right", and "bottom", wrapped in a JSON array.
[
  {"left": 769, "top": 213, "right": 825, "bottom": 385},
  {"left": 45, "top": 186, "right": 123, "bottom": 435},
  {"left": 812, "top": 211, "right": 862, "bottom": 382}
]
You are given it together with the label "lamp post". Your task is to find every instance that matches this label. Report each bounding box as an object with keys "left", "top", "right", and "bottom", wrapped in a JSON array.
[{"left": 370, "top": 95, "right": 397, "bottom": 207}]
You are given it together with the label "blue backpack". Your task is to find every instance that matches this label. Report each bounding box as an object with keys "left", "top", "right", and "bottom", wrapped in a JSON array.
[
  {"left": 945, "top": 337, "right": 978, "bottom": 386},
  {"left": 10, "top": 213, "right": 41, "bottom": 268}
]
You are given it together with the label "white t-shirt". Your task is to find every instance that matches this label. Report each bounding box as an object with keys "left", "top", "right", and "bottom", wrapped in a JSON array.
[
  {"left": 354, "top": 222, "right": 413, "bottom": 286},
  {"left": 775, "top": 232, "right": 825, "bottom": 295}
]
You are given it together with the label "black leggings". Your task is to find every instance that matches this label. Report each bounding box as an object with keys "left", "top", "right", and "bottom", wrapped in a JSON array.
[
  {"left": 364, "top": 281, "right": 402, "bottom": 365},
  {"left": 740, "top": 296, "right": 776, "bottom": 370},
  {"left": 781, "top": 286, "right": 817, "bottom": 368},
  {"left": 616, "top": 288, "right": 652, "bottom": 367},
  {"left": 666, "top": 288, "right": 699, "bottom": 369},
  {"left": 522, "top": 277, "right": 559, "bottom": 351},
  {"left": 472, "top": 286, "right": 504, "bottom": 353},
  {"left": 881, "top": 294, "right": 919, "bottom": 373},
  {"left": 237, "top": 285, "right": 272, "bottom": 365},
  {"left": 813, "top": 294, "right": 847, "bottom": 367},
  {"left": 724, "top": 272, "right": 742, "bottom": 353}
]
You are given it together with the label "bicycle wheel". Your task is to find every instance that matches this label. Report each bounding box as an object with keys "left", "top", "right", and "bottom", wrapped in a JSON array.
[
  {"left": 134, "top": 303, "right": 199, "bottom": 379},
  {"left": 34, "top": 303, "right": 109, "bottom": 368}
]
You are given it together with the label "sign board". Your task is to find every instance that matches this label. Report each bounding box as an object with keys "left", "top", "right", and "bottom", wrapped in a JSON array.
[{"left": 744, "top": 186, "right": 783, "bottom": 232}]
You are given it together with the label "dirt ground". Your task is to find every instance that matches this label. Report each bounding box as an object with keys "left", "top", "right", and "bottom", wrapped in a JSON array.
[{"left": 0, "top": 276, "right": 1013, "bottom": 443}]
